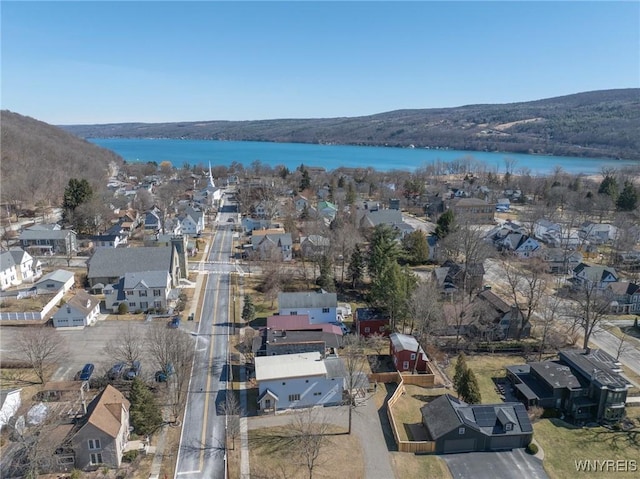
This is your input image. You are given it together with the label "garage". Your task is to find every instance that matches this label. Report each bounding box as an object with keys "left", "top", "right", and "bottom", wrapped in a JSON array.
[
  {"left": 444, "top": 438, "right": 476, "bottom": 453},
  {"left": 489, "top": 436, "right": 517, "bottom": 451}
]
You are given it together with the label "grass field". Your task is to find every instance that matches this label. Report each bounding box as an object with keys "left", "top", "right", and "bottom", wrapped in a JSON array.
[
  {"left": 534, "top": 413, "right": 640, "bottom": 479},
  {"left": 248, "top": 424, "right": 364, "bottom": 479},
  {"left": 446, "top": 353, "right": 527, "bottom": 403},
  {"left": 390, "top": 385, "right": 454, "bottom": 441},
  {"left": 390, "top": 452, "right": 453, "bottom": 479}
]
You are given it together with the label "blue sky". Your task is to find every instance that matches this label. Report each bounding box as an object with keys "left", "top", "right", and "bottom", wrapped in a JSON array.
[{"left": 2, "top": 1, "right": 639, "bottom": 124}]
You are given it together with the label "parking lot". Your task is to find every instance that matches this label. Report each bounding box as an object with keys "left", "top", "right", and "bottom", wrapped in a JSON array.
[{"left": 0, "top": 318, "right": 197, "bottom": 382}]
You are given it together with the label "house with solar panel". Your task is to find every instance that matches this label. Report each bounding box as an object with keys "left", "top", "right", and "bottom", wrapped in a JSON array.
[{"left": 420, "top": 394, "right": 533, "bottom": 454}]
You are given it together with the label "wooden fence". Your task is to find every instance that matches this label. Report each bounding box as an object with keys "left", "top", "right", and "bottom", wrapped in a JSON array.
[{"left": 385, "top": 371, "right": 436, "bottom": 454}]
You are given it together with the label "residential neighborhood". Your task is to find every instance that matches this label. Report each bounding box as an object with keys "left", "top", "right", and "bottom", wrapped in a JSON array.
[{"left": 1, "top": 159, "right": 639, "bottom": 479}]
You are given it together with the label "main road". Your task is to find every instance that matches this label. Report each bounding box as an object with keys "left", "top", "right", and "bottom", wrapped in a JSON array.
[{"left": 175, "top": 198, "right": 241, "bottom": 479}]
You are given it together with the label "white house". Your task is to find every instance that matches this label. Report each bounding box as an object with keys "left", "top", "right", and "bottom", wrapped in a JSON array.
[
  {"left": 498, "top": 233, "right": 541, "bottom": 258},
  {"left": 35, "top": 270, "right": 75, "bottom": 294},
  {"left": 52, "top": 290, "right": 101, "bottom": 328},
  {"left": 572, "top": 263, "right": 618, "bottom": 290},
  {"left": 278, "top": 291, "right": 338, "bottom": 324},
  {"left": 104, "top": 270, "right": 172, "bottom": 313},
  {"left": 579, "top": 222, "right": 619, "bottom": 245},
  {"left": 255, "top": 352, "right": 344, "bottom": 412},
  {"left": 0, "top": 251, "right": 19, "bottom": 290},
  {"left": 0, "top": 388, "right": 22, "bottom": 429},
  {"left": 179, "top": 206, "right": 205, "bottom": 235}
]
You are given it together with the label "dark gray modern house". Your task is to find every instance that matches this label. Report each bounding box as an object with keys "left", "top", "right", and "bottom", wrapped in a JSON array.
[
  {"left": 252, "top": 328, "right": 342, "bottom": 358},
  {"left": 506, "top": 348, "right": 631, "bottom": 422},
  {"left": 421, "top": 394, "right": 533, "bottom": 454}
]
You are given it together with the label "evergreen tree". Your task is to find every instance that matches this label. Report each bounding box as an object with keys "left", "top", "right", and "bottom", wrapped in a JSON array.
[
  {"left": 598, "top": 174, "right": 619, "bottom": 200},
  {"left": 63, "top": 178, "right": 93, "bottom": 211},
  {"left": 367, "top": 224, "right": 400, "bottom": 281},
  {"left": 453, "top": 352, "right": 467, "bottom": 391},
  {"left": 458, "top": 369, "right": 482, "bottom": 404},
  {"left": 402, "top": 230, "right": 430, "bottom": 265},
  {"left": 616, "top": 181, "right": 639, "bottom": 211},
  {"left": 346, "top": 182, "right": 356, "bottom": 205},
  {"left": 299, "top": 167, "right": 311, "bottom": 191},
  {"left": 337, "top": 176, "right": 345, "bottom": 188},
  {"left": 347, "top": 244, "right": 366, "bottom": 288},
  {"left": 435, "top": 210, "right": 455, "bottom": 239},
  {"left": 316, "top": 254, "right": 335, "bottom": 292},
  {"left": 242, "top": 294, "right": 256, "bottom": 322},
  {"left": 129, "top": 378, "right": 163, "bottom": 435}
]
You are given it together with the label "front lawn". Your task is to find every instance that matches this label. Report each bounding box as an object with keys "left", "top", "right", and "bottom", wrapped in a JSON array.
[
  {"left": 534, "top": 414, "right": 640, "bottom": 479},
  {"left": 390, "top": 452, "right": 452, "bottom": 479}
]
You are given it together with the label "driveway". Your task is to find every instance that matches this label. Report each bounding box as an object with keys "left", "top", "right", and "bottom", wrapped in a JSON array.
[{"left": 443, "top": 449, "right": 548, "bottom": 479}]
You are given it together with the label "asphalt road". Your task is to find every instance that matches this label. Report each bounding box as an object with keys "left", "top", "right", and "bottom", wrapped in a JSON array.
[{"left": 174, "top": 204, "right": 237, "bottom": 479}]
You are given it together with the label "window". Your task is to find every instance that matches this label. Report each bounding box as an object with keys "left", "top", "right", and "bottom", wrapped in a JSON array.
[
  {"left": 126, "top": 290, "right": 134, "bottom": 296},
  {"left": 140, "top": 302, "right": 148, "bottom": 310},
  {"left": 505, "top": 423, "right": 513, "bottom": 431},
  {"left": 379, "top": 326, "right": 385, "bottom": 331},
  {"left": 458, "top": 427, "right": 465, "bottom": 435},
  {"left": 129, "top": 302, "right": 136, "bottom": 308},
  {"left": 402, "top": 361, "right": 409, "bottom": 370},
  {"left": 139, "top": 290, "right": 147, "bottom": 297},
  {"left": 289, "top": 311, "right": 297, "bottom": 315},
  {"left": 90, "top": 453, "right": 103, "bottom": 465},
  {"left": 282, "top": 382, "right": 286, "bottom": 385},
  {"left": 322, "top": 308, "right": 330, "bottom": 313},
  {"left": 288, "top": 394, "right": 300, "bottom": 401},
  {"left": 314, "top": 392, "right": 322, "bottom": 396},
  {"left": 364, "top": 327, "right": 370, "bottom": 333},
  {"left": 88, "top": 439, "right": 101, "bottom": 450},
  {"left": 57, "top": 456, "right": 74, "bottom": 465},
  {"left": 410, "top": 353, "right": 416, "bottom": 360},
  {"left": 153, "top": 289, "right": 162, "bottom": 297}
]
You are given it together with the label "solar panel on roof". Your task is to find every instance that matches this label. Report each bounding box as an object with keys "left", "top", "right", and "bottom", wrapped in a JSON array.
[
  {"left": 473, "top": 407, "right": 497, "bottom": 427},
  {"left": 514, "top": 404, "right": 533, "bottom": 433}
]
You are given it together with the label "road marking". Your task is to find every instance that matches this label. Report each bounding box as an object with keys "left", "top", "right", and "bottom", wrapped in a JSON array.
[{"left": 176, "top": 470, "right": 201, "bottom": 475}]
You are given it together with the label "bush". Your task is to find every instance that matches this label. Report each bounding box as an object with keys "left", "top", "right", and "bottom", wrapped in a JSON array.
[
  {"left": 135, "top": 309, "right": 143, "bottom": 314},
  {"left": 122, "top": 450, "right": 139, "bottom": 463},
  {"left": 526, "top": 442, "right": 539, "bottom": 455},
  {"left": 70, "top": 469, "right": 83, "bottom": 479},
  {"left": 118, "top": 302, "right": 129, "bottom": 315}
]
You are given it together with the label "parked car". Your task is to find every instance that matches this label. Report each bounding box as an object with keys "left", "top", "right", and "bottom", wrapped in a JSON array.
[
  {"left": 330, "top": 321, "right": 350, "bottom": 335},
  {"left": 125, "top": 361, "right": 141, "bottom": 380},
  {"left": 155, "top": 363, "right": 174, "bottom": 382},
  {"left": 79, "top": 363, "right": 95, "bottom": 381},
  {"left": 107, "top": 362, "right": 125, "bottom": 380},
  {"left": 168, "top": 316, "right": 180, "bottom": 329}
]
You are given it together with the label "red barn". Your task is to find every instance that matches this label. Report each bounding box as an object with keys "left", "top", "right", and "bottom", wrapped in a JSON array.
[
  {"left": 355, "top": 308, "right": 390, "bottom": 337},
  {"left": 389, "top": 333, "right": 429, "bottom": 373}
]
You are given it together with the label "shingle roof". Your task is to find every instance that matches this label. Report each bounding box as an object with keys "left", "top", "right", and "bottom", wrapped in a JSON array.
[
  {"left": 0, "top": 251, "right": 16, "bottom": 270},
  {"left": 19, "top": 228, "right": 74, "bottom": 240},
  {"left": 87, "top": 246, "right": 173, "bottom": 280},
  {"left": 279, "top": 291, "right": 337, "bottom": 310},
  {"left": 36, "top": 269, "right": 74, "bottom": 285},
  {"left": 9, "top": 248, "right": 29, "bottom": 265},
  {"left": 81, "top": 385, "right": 129, "bottom": 439},
  {"left": 123, "top": 271, "right": 170, "bottom": 289},
  {"left": 607, "top": 282, "right": 640, "bottom": 296},
  {"left": 61, "top": 290, "right": 100, "bottom": 316}
]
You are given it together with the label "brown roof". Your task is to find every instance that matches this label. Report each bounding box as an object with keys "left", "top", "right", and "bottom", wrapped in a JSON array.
[
  {"left": 82, "top": 385, "right": 129, "bottom": 438},
  {"left": 477, "top": 289, "right": 511, "bottom": 314},
  {"left": 252, "top": 228, "right": 286, "bottom": 237},
  {"left": 66, "top": 290, "right": 100, "bottom": 315}
]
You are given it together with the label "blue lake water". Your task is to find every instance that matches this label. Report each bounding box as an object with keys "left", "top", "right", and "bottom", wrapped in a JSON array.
[{"left": 89, "top": 138, "right": 638, "bottom": 175}]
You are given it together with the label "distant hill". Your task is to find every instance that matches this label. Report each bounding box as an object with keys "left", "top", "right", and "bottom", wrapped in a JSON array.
[
  {"left": 1, "top": 110, "right": 123, "bottom": 209},
  {"left": 61, "top": 89, "right": 640, "bottom": 161}
]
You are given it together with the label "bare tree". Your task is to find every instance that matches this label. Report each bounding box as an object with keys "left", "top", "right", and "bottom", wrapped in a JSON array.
[
  {"left": 569, "top": 280, "right": 611, "bottom": 350},
  {"left": 104, "top": 324, "right": 144, "bottom": 367},
  {"left": 146, "top": 325, "right": 195, "bottom": 420},
  {"left": 218, "top": 390, "right": 241, "bottom": 450},
  {"left": 535, "top": 293, "right": 564, "bottom": 361},
  {"left": 290, "top": 408, "right": 331, "bottom": 479},
  {"left": 341, "top": 335, "right": 371, "bottom": 435},
  {"left": 407, "top": 280, "right": 444, "bottom": 340},
  {"left": 366, "top": 332, "right": 388, "bottom": 356},
  {"left": 15, "top": 327, "right": 69, "bottom": 384},
  {"left": 502, "top": 257, "right": 549, "bottom": 340}
]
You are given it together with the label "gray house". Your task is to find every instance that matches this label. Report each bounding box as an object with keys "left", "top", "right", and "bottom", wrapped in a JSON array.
[
  {"left": 421, "top": 394, "right": 533, "bottom": 454},
  {"left": 252, "top": 329, "right": 342, "bottom": 358},
  {"left": 87, "top": 246, "right": 181, "bottom": 287},
  {"left": 66, "top": 385, "right": 130, "bottom": 470},
  {"left": 506, "top": 348, "right": 631, "bottom": 422},
  {"left": 19, "top": 224, "right": 77, "bottom": 255}
]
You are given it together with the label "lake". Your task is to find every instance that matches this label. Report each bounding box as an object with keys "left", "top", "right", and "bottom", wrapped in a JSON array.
[{"left": 89, "top": 138, "right": 638, "bottom": 175}]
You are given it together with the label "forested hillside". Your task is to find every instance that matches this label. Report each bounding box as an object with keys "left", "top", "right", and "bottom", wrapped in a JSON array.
[
  {"left": 1, "top": 110, "right": 123, "bottom": 210},
  {"left": 61, "top": 89, "right": 640, "bottom": 160}
]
